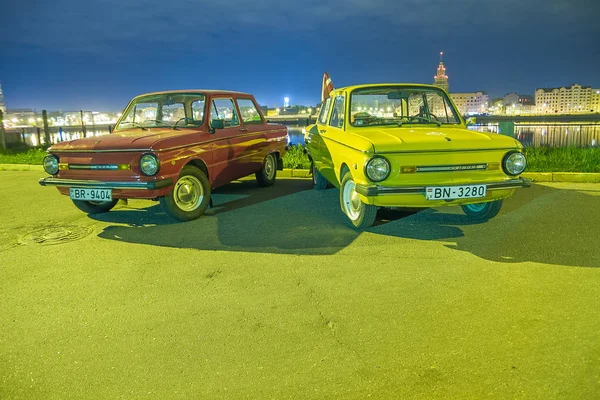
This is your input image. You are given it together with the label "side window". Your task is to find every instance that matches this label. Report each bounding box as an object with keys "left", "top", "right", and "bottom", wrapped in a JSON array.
[
  {"left": 210, "top": 98, "right": 240, "bottom": 127},
  {"left": 318, "top": 98, "right": 332, "bottom": 125},
  {"left": 191, "top": 99, "right": 206, "bottom": 123},
  {"left": 328, "top": 96, "right": 345, "bottom": 128},
  {"left": 237, "top": 99, "right": 263, "bottom": 124}
]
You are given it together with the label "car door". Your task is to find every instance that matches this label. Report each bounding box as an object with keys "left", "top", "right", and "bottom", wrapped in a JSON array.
[
  {"left": 208, "top": 96, "right": 247, "bottom": 187},
  {"left": 319, "top": 94, "right": 346, "bottom": 184},
  {"left": 235, "top": 97, "right": 268, "bottom": 175},
  {"left": 306, "top": 97, "right": 332, "bottom": 173}
]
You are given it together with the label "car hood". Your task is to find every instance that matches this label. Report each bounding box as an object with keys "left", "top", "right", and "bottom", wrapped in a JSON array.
[
  {"left": 350, "top": 126, "right": 521, "bottom": 153},
  {"left": 49, "top": 128, "right": 200, "bottom": 152}
]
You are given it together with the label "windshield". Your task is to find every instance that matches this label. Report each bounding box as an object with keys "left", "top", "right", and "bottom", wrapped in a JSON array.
[
  {"left": 349, "top": 86, "right": 461, "bottom": 127},
  {"left": 115, "top": 93, "right": 206, "bottom": 131}
]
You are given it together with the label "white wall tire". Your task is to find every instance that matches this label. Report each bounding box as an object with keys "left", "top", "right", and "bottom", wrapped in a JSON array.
[
  {"left": 256, "top": 153, "right": 277, "bottom": 187},
  {"left": 160, "top": 166, "right": 211, "bottom": 221},
  {"left": 339, "top": 171, "right": 377, "bottom": 229}
]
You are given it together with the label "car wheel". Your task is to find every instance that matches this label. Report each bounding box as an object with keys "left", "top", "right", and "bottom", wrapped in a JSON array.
[
  {"left": 339, "top": 170, "right": 377, "bottom": 229},
  {"left": 160, "top": 166, "right": 211, "bottom": 222},
  {"left": 256, "top": 153, "right": 277, "bottom": 187},
  {"left": 72, "top": 199, "right": 119, "bottom": 214},
  {"left": 312, "top": 162, "right": 330, "bottom": 190},
  {"left": 461, "top": 199, "right": 503, "bottom": 221}
]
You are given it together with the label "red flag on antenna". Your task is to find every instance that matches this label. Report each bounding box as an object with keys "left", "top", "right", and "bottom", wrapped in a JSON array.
[{"left": 321, "top": 72, "right": 334, "bottom": 102}]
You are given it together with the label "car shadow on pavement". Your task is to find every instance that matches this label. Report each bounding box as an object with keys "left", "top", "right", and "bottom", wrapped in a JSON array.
[{"left": 94, "top": 179, "right": 600, "bottom": 266}]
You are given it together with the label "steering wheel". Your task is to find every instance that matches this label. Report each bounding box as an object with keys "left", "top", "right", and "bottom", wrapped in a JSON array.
[
  {"left": 409, "top": 113, "right": 440, "bottom": 123},
  {"left": 174, "top": 117, "right": 196, "bottom": 127},
  {"left": 352, "top": 112, "right": 373, "bottom": 125}
]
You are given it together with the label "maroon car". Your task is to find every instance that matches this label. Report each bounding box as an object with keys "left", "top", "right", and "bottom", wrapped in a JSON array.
[{"left": 39, "top": 90, "right": 288, "bottom": 221}]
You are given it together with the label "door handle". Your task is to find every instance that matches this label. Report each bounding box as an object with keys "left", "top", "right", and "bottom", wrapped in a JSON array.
[
  {"left": 239, "top": 128, "right": 248, "bottom": 132},
  {"left": 319, "top": 129, "right": 326, "bottom": 134}
]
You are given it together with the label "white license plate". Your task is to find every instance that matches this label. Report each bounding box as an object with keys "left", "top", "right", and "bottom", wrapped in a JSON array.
[
  {"left": 69, "top": 188, "right": 112, "bottom": 201},
  {"left": 425, "top": 184, "right": 486, "bottom": 200}
]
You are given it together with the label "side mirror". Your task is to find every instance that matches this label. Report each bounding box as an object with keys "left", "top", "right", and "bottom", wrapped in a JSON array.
[
  {"left": 465, "top": 117, "right": 477, "bottom": 126},
  {"left": 209, "top": 118, "right": 225, "bottom": 133}
]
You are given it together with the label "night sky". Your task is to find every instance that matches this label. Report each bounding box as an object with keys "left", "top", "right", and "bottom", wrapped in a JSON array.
[{"left": 1, "top": 0, "right": 598, "bottom": 111}]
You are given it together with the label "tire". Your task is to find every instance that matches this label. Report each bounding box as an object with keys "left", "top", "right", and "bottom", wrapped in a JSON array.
[
  {"left": 160, "top": 166, "right": 211, "bottom": 222},
  {"left": 256, "top": 153, "right": 277, "bottom": 187},
  {"left": 461, "top": 199, "right": 503, "bottom": 222},
  {"left": 312, "top": 162, "right": 330, "bottom": 190},
  {"left": 339, "top": 170, "right": 378, "bottom": 229},
  {"left": 72, "top": 199, "right": 119, "bottom": 214}
]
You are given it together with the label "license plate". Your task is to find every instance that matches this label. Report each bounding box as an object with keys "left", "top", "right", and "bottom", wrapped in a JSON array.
[
  {"left": 69, "top": 188, "right": 112, "bottom": 201},
  {"left": 425, "top": 184, "right": 486, "bottom": 200}
]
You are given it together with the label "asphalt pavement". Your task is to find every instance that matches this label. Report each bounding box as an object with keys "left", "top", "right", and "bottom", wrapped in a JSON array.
[{"left": 1, "top": 171, "right": 599, "bottom": 399}]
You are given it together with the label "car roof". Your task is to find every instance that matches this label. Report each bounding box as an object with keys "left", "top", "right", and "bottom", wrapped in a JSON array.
[
  {"left": 133, "top": 89, "right": 252, "bottom": 98},
  {"left": 333, "top": 83, "right": 444, "bottom": 93}
]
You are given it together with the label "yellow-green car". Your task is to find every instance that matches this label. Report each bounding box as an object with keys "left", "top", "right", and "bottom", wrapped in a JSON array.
[{"left": 305, "top": 83, "right": 528, "bottom": 229}]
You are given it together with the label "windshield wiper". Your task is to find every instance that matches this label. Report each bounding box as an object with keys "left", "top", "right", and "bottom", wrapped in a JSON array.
[
  {"left": 119, "top": 121, "right": 148, "bottom": 131},
  {"left": 398, "top": 116, "right": 441, "bottom": 127},
  {"left": 145, "top": 120, "right": 179, "bottom": 130}
]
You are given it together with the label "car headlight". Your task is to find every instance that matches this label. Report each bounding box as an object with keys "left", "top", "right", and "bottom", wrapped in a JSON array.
[
  {"left": 503, "top": 151, "right": 527, "bottom": 176},
  {"left": 140, "top": 153, "right": 159, "bottom": 176},
  {"left": 43, "top": 154, "right": 59, "bottom": 175},
  {"left": 365, "top": 156, "right": 391, "bottom": 182}
]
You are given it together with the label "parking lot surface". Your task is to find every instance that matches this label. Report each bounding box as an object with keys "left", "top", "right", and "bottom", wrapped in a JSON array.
[{"left": 1, "top": 171, "right": 599, "bottom": 399}]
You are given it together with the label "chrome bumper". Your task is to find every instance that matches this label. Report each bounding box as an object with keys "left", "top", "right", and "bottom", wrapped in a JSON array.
[
  {"left": 355, "top": 178, "right": 530, "bottom": 197},
  {"left": 38, "top": 177, "right": 174, "bottom": 190}
]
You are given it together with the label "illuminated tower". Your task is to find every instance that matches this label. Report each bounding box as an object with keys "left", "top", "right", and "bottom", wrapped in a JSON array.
[
  {"left": 433, "top": 52, "right": 449, "bottom": 92},
  {"left": 0, "top": 84, "right": 5, "bottom": 113}
]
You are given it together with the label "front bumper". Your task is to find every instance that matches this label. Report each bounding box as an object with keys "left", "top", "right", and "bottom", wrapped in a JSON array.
[
  {"left": 355, "top": 178, "right": 530, "bottom": 197},
  {"left": 38, "top": 177, "right": 174, "bottom": 190}
]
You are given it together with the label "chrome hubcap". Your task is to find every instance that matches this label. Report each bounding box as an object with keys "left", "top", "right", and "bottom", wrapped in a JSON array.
[
  {"left": 174, "top": 175, "right": 204, "bottom": 212},
  {"left": 265, "top": 155, "right": 275, "bottom": 180},
  {"left": 342, "top": 179, "right": 362, "bottom": 221}
]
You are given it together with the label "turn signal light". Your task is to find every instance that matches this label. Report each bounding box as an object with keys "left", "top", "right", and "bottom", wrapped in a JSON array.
[
  {"left": 488, "top": 163, "right": 500, "bottom": 170},
  {"left": 401, "top": 166, "right": 417, "bottom": 174}
]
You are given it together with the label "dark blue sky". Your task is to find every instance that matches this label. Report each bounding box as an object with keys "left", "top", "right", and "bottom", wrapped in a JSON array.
[{"left": 1, "top": 0, "right": 598, "bottom": 111}]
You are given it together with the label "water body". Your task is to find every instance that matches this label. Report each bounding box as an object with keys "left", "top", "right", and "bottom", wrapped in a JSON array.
[{"left": 6, "top": 122, "right": 599, "bottom": 148}]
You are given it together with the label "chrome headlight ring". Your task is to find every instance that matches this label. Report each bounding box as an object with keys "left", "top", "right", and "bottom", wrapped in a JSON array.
[
  {"left": 365, "top": 156, "right": 391, "bottom": 182},
  {"left": 503, "top": 150, "right": 527, "bottom": 176},
  {"left": 43, "top": 154, "right": 59, "bottom": 175},
  {"left": 140, "top": 153, "right": 160, "bottom": 176}
]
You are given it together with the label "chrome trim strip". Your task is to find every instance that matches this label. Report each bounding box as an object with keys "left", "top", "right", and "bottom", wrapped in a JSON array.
[
  {"left": 38, "top": 177, "right": 174, "bottom": 190},
  {"left": 355, "top": 178, "right": 529, "bottom": 197},
  {"left": 68, "top": 164, "right": 120, "bottom": 170},
  {"left": 49, "top": 148, "right": 151, "bottom": 153},
  {"left": 416, "top": 164, "right": 487, "bottom": 172},
  {"left": 378, "top": 147, "right": 518, "bottom": 154}
]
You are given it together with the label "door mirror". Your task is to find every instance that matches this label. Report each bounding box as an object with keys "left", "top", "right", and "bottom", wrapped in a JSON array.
[
  {"left": 209, "top": 118, "right": 225, "bottom": 133},
  {"left": 465, "top": 117, "right": 477, "bottom": 126}
]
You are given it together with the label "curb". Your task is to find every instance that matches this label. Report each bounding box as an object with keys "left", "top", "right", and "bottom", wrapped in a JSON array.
[
  {"left": 2, "top": 164, "right": 599, "bottom": 183},
  {"left": 521, "top": 172, "right": 600, "bottom": 183},
  {"left": 278, "top": 169, "right": 311, "bottom": 178},
  {"left": 0, "top": 164, "right": 44, "bottom": 171}
]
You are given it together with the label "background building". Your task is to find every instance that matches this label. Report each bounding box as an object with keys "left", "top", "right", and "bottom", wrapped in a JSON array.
[
  {"left": 433, "top": 52, "right": 449, "bottom": 92},
  {"left": 535, "top": 84, "right": 593, "bottom": 114},
  {"left": 592, "top": 89, "right": 600, "bottom": 113},
  {"left": 450, "top": 92, "right": 489, "bottom": 115},
  {"left": 502, "top": 93, "right": 536, "bottom": 115}
]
